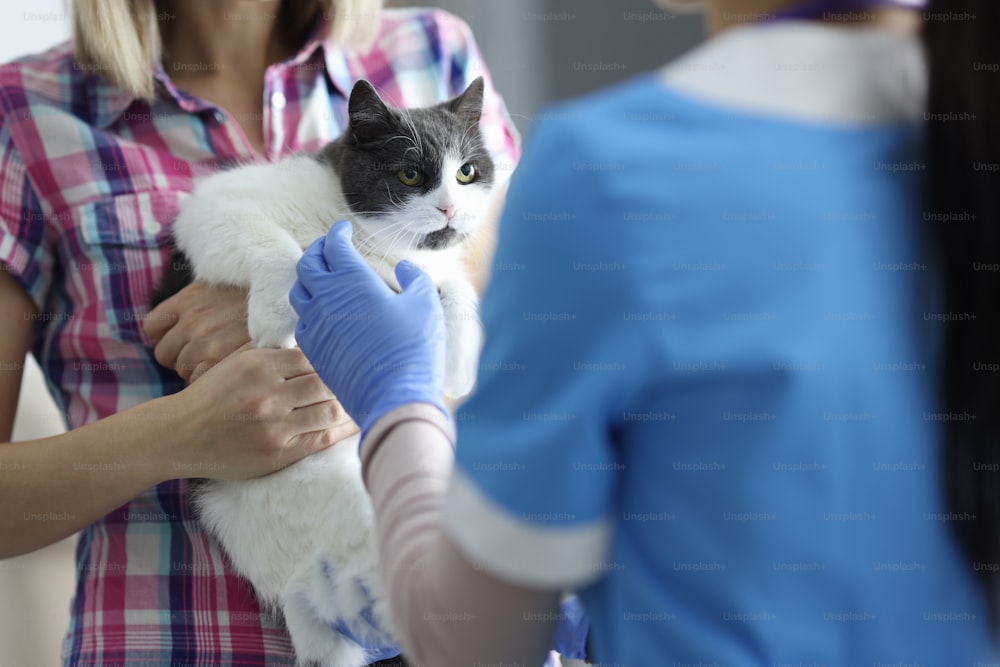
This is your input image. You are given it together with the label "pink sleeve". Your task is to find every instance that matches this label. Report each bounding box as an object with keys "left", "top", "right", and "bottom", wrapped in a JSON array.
[
  {"left": 360, "top": 404, "right": 562, "bottom": 666},
  {"left": 0, "top": 110, "right": 52, "bottom": 313}
]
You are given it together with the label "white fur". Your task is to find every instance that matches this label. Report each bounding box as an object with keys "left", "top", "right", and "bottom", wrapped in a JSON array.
[
  {"left": 195, "top": 436, "right": 384, "bottom": 667},
  {"left": 172, "top": 151, "right": 495, "bottom": 666}
]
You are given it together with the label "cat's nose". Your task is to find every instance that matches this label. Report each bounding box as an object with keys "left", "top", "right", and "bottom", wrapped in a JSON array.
[{"left": 437, "top": 206, "right": 456, "bottom": 222}]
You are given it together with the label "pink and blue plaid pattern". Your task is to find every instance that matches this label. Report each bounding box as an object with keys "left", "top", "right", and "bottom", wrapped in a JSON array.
[{"left": 0, "top": 8, "right": 519, "bottom": 665}]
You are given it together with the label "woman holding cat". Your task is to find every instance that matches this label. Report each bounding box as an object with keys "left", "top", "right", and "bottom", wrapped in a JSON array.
[
  {"left": 0, "top": 0, "right": 518, "bottom": 665},
  {"left": 291, "top": 0, "right": 1000, "bottom": 664}
]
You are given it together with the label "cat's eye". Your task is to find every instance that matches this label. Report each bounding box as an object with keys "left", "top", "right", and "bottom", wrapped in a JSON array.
[
  {"left": 398, "top": 167, "right": 424, "bottom": 187},
  {"left": 456, "top": 163, "right": 476, "bottom": 184}
]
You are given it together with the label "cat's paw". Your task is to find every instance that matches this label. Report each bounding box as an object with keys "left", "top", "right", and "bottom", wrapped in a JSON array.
[{"left": 248, "top": 289, "right": 298, "bottom": 349}]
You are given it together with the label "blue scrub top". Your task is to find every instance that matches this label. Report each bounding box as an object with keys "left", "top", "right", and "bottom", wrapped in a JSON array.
[{"left": 443, "top": 23, "right": 997, "bottom": 666}]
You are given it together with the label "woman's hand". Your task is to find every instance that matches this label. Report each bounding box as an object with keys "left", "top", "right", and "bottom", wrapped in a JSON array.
[
  {"left": 164, "top": 345, "right": 358, "bottom": 480},
  {"left": 143, "top": 282, "right": 251, "bottom": 382},
  {"left": 290, "top": 221, "right": 447, "bottom": 435}
]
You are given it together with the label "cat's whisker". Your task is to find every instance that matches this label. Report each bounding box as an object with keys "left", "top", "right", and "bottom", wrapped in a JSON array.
[
  {"left": 382, "top": 182, "right": 405, "bottom": 210},
  {"left": 382, "top": 110, "right": 422, "bottom": 157},
  {"left": 373, "top": 223, "right": 415, "bottom": 271},
  {"left": 399, "top": 109, "right": 424, "bottom": 157},
  {"left": 380, "top": 222, "right": 414, "bottom": 254},
  {"left": 359, "top": 220, "right": 410, "bottom": 243},
  {"left": 379, "top": 135, "right": 420, "bottom": 155},
  {"left": 353, "top": 222, "right": 412, "bottom": 259},
  {"left": 457, "top": 122, "right": 477, "bottom": 159}
]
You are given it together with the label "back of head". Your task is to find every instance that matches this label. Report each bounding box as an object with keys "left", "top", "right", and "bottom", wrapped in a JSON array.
[{"left": 924, "top": 0, "right": 1000, "bottom": 631}]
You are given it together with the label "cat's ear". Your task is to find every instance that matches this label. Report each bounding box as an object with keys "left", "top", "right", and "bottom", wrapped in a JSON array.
[
  {"left": 447, "top": 77, "right": 485, "bottom": 126},
  {"left": 348, "top": 80, "right": 394, "bottom": 144}
]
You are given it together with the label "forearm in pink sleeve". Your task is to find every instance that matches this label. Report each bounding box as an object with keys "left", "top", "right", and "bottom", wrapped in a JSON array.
[{"left": 360, "top": 404, "right": 562, "bottom": 666}]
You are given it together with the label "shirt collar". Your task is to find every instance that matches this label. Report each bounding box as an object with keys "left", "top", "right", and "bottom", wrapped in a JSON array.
[
  {"left": 315, "top": 20, "right": 355, "bottom": 101},
  {"left": 90, "top": 14, "right": 352, "bottom": 129},
  {"left": 89, "top": 79, "right": 137, "bottom": 130},
  {"left": 283, "top": 13, "right": 355, "bottom": 100}
]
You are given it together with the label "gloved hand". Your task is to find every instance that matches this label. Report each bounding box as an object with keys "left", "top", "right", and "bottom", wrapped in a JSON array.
[
  {"left": 332, "top": 609, "right": 401, "bottom": 664},
  {"left": 290, "top": 220, "right": 448, "bottom": 436},
  {"left": 319, "top": 560, "right": 401, "bottom": 663},
  {"left": 554, "top": 595, "right": 590, "bottom": 661}
]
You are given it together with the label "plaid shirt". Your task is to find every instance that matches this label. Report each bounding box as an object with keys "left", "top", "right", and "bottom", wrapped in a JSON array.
[{"left": 0, "top": 8, "right": 519, "bottom": 665}]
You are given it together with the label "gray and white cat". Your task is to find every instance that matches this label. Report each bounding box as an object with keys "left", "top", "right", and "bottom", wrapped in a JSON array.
[{"left": 155, "top": 78, "right": 495, "bottom": 667}]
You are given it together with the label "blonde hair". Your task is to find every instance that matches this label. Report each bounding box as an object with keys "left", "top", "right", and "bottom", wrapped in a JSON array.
[{"left": 72, "top": 0, "right": 384, "bottom": 100}]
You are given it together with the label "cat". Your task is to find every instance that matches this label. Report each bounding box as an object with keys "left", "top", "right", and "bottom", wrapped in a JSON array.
[{"left": 151, "top": 78, "right": 495, "bottom": 667}]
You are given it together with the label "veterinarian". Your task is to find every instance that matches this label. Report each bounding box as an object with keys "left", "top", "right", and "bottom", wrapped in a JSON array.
[
  {"left": 291, "top": 0, "right": 1000, "bottom": 664},
  {"left": 0, "top": 1, "right": 520, "bottom": 665}
]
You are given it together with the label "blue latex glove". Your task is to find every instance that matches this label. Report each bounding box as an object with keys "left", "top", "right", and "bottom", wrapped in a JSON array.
[
  {"left": 290, "top": 220, "right": 448, "bottom": 436},
  {"left": 331, "top": 618, "right": 400, "bottom": 664},
  {"left": 320, "top": 571, "right": 590, "bottom": 664},
  {"left": 554, "top": 595, "right": 590, "bottom": 661},
  {"left": 319, "top": 560, "right": 401, "bottom": 663}
]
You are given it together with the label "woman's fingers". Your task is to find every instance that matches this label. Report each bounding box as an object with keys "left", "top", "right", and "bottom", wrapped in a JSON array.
[
  {"left": 169, "top": 344, "right": 355, "bottom": 480},
  {"left": 143, "top": 299, "right": 178, "bottom": 342},
  {"left": 189, "top": 341, "right": 256, "bottom": 383},
  {"left": 282, "top": 372, "right": 336, "bottom": 409},
  {"left": 146, "top": 282, "right": 252, "bottom": 379},
  {"left": 151, "top": 319, "right": 189, "bottom": 374},
  {"left": 257, "top": 347, "right": 324, "bottom": 382},
  {"left": 177, "top": 326, "right": 250, "bottom": 380},
  {"left": 276, "top": 427, "right": 352, "bottom": 471},
  {"left": 189, "top": 359, "right": 213, "bottom": 384},
  {"left": 285, "top": 399, "right": 355, "bottom": 437}
]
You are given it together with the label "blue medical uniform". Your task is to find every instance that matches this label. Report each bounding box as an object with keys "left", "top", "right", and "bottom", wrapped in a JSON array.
[{"left": 443, "top": 28, "right": 997, "bottom": 667}]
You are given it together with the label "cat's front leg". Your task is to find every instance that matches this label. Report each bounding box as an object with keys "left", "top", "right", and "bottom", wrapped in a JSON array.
[
  {"left": 249, "top": 275, "right": 299, "bottom": 349},
  {"left": 438, "top": 278, "right": 482, "bottom": 399},
  {"left": 174, "top": 186, "right": 307, "bottom": 350},
  {"left": 247, "top": 236, "right": 305, "bottom": 349}
]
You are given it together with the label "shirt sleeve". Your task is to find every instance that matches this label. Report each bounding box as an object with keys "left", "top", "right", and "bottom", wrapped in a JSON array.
[
  {"left": 0, "top": 106, "right": 52, "bottom": 313},
  {"left": 432, "top": 9, "right": 521, "bottom": 168},
  {"left": 443, "top": 111, "right": 646, "bottom": 590},
  {"left": 360, "top": 406, "right": 565, "bottom": 667}
]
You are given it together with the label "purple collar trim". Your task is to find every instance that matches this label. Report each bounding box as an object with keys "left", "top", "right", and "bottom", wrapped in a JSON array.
[{"left": 764, "top": 0, "right": 926, "bottom": 21}]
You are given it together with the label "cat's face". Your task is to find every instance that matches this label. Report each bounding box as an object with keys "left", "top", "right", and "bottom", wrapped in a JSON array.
[{"left": 327, "top": 78, "right": 495, "bottom": 256}]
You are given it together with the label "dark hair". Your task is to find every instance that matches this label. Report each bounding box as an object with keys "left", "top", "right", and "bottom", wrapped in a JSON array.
[{"left": 924, "top": 0, "right": 1000, "bottom": 629}]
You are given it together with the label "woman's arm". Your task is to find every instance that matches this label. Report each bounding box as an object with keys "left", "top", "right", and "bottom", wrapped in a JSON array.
[
  {"left": 0, "top": 270, "right": 354, "bottom": 559},
  {"left": 360, "top": 406, "right": 562, "bottom": 667},
  {"left": 0, "top": 270, "right": 33, "bottom": 442},
  {"left": 0, "top": 270, "right": 166, "bottom": 555}
]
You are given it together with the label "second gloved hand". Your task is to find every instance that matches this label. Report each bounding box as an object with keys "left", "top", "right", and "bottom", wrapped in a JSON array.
[{"left": 290, "top": 221, "right": 448, "bottom": 436}]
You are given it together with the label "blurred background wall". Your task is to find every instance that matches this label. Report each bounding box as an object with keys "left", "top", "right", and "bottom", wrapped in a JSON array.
[
  {"left": 0, "top": 1, "right": 704, "bottom": 664},
  {"left": 393, "top": 0, "right": 704, "bottom": 133}
]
